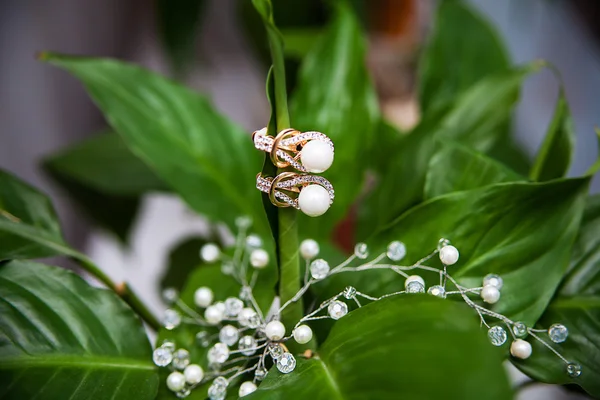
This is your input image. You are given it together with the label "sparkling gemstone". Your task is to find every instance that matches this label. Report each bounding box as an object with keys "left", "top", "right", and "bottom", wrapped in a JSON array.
[
  {"left": 387, "top": 241, "right": 406, "bottom": 261},
  {"left": 235, "top": 216, "right": 252, "bottom": 229},
  {"left": 310, "top": 259, "right": 330, "bottom": 280},
  {"left": 239, "top": 286, "right": 252, "bottom": 301},
  {"left": 238, "top": 335, "right": 257, "bottom": 356},
  {"left": 238, "top": 308, "right": 261, "bottom": 328},
  {"left": 172, "top": 349, "right": 190, "bottom": 370},
  {"left": 219, "top": 325, "right": 239, "bottom": 346},
  {"left": 246, "top": 234, "right": 262, "bottom": 248},
  {"left": 224, "top": 297, "right": 244, "bottom": 317},
  {"left": 343, "top": 286, "right": 357, "bottom": 300},
  {"left": 488, "top": 326, "right": 508, "bottom": 346},
  {"left": 195, "top": 331, "right": 210, "bottom": 347},
  {"left": 512, "top": 322, "right": 528, "bottom": 338},
  {"left": 406, "top": 281, "right": 425, "bottom": 294},
  {"left": 176, "top": 388, "right": 191, "bottom": 398},
  {"left": 162, "top": 287, "right": 179, "bottom": 304},
  {"left": 548, "top": 324, "right": 568, "bottom": 343},
  {"left": 354, "top": 243, "right": 369, "bottom": 259},
  {"left": 161, "top": 341, "right": 176, "bottom": 352},
  {"left": 483, "top": 274, "right": 503, "bottom": 290},
  {"left": 268, "top": 343, "right": 284, "bottom": 360},
  {"left": 427, "top": 285, "right": 446, "bottom": 298},
  {"left": 208, "top": 343, "right": 230, "bottom": 364},
  {"left": 221, "top": 261, "right": 235, "bottom": 275},
  {"left": 208, "top": 377, "right": 228, "bottom": 400},
  {"left": 254, "top": 367, "right": 268, "bottom": 381},
  {"left": 163, "top": 309, "right": 182, "bottom": 330},
  {"left": 567, "top": 363, "right": 582, "bottom": 378},
  {"left": 328, "top": 300, "right": 348, "bottom": 320},
  {"left": 153, "top": 346, "right": 173, "bottom": 367},
  {"left": 276, "top": 353, "right": 296, "bottom": 374}
]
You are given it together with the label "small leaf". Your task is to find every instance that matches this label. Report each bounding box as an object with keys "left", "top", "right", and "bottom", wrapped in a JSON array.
[
  {"left": 530, "top": 88, "right": 574, "bottom": 181},
  {"left": 0, "top": 260, "right": 157, "bottom": 400},
  {"left": 247, "top": 296, "right": 511, "bottom": 400}
]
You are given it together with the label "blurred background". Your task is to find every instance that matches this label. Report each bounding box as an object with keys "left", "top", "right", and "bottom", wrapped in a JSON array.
[{"left": 1, "top": 0, "right": 598, "bottom": 398}]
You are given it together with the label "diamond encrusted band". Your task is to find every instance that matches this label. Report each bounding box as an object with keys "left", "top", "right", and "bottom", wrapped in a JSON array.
[{"left": 256, "top": 172, "right": 335, "bottom": 210}]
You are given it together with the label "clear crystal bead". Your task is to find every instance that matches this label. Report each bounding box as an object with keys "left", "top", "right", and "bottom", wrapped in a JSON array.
[
  {"left": 224, "top": 297, "right": 244, "bottom": 317},
  {"left": 427, "top": 285, "right": 446, "bottom": 298},
  {"left": 239, "top": 286, "right": 252, "bottom": 301},
  {"left": 354, "top": 243, "right": 369, "bottom": 259},
  {"left": 208, "top": 377, "right": 228, "bottom": 400},
  {"left": 246, "top": 234, "right": 262, "bottom": 248},
  {"left": 343, "top": 286, "right": 357, "bottom": 300},
  {"left": 162, "top": 287, "right": 179, "bottom": 304},
  {"left": 153, "top": 346, "right": 173, "bottom": 367},
  {"left": 208, "top": 343, "right": 230, "bottom": 364},
  {"left": 238, "top": 309, "right": 260, "bottom": 329},
  {"left": 172, "top": 349, "right": 190, "bottom": 370},
  {"left": 161, "top": 341, "right": 176, "bottom": 352},
  {"left": 219, "top": 325, "right": 239, "bottom": 346},
  {"left": 195, "top": 331, "right": 210, "bottom": 347},
  {"left": 487, "top": 326, "right": 507, "bottom": 346},
  {"left": 235, "top": 216, "right": 252, "bottom": 230},
  {"left": 276, "top": 353, "right": 296, "bottom": 374},
  {"left": 406, "top": 281, "right": 425, "bottom": 294},
  {"left": 163, "top": 309, "right": 182, "bottom": 330},
  {"left": 310, "top": 259, "right": 330, "bottom": 280},
  {"left": 566, "top": 363, "right": 582, "bottom": 378},
  {"left": 512, "top": 322, "right": 528, "bottom": 338},
  {"left": 268, "top": 343, "right": 284, "bottom": 360},
  {"left": 176, "top": 388, "right": 191, "bottom": 398},
  {"left": 483, "top": 274, "right": 503, "bottom": 290},
  {"left": 548, "top": 323, "right": 568, "bottom": 343},
  {"left": 328, "top": 300, "right": 348, "bottom": 320},
  {"left": 221, "top": 261, "right": 235, "bottom": 275},
  {"left": 254, "top": 367, "right": 268, "bottom": 381},
  {"left": 387, "top": 241, "right": 406, "bottom": 261},
  {"left": 238, "top": 335, "right": 257, "bottom": 356}
]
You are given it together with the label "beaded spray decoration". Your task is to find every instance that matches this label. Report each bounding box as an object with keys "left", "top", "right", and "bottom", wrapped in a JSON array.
[{"left": 155, "top": 217, "right": 581, "bottom": 399}]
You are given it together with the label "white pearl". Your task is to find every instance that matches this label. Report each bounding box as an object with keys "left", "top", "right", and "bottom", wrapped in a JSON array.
[
  {"left": 183, "top": 364, "right": 204, "bottom": 385},
  {"left": 194, "top": 287, "right": 213, "bottom": 308},
  {"left": 166, "top": 371, "right": 186, "bottom": 392},
  {"left": 510, "top": 339, "right": 532, "bottom": 359},
  {"left": 481, "top": 285, "right": 501, "bottom": 304},
  {"left": 204, "top": 305, "right": 224, "bottom": 325},
  {"left": 265, "top": 320, "right": 286, "bottom": 341},
  {"left": 404, "top": 275, "right": 425, "bottom": 288},
  {"left": 200, "top": 243, "right": 220, "bottom": 263},
  {"left": 239, "top": 381, "right": 258, "bottom": 397},
  {"left": 439, "top": 245, "right": 459, "bottom": 265},
  {"left": 300, "top": 239, "right": 320, "bottom": 259},
  {"left": 250, "top": 249, "right": 269, "bottom": 268},
  {"left": 298, "top": 185, "right": 331, "bottom": 217},
  {"left": 293, "top": 325, "right": 313, "bottom": 344},
  {"left": 300, "top": 140, "right": 334, "bottom": 173}
]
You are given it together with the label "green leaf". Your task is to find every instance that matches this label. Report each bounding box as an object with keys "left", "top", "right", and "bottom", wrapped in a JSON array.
[
  {"left": 424, "top": 141, "right": 523, "bottom": 198},
  {"left": 159, "top": 236, "right": 207, "bottom": 293},
  {"left": 43, "top": 131, "right": 167, "bottom": 241},
  {"left": 42, "top": 54, "right": 268, "bottom": 236},
  {"left": 418, "top": 0, "right": 510, "bottom": 113},
  {"left": 291, "top": 1, "right": 379, "bottom": 237},
  {"left": 247, "top": 296, "right": 511, "bottom": 400},
  {"left": 0, "top": 260, "right": 157, "bottom": 400},
  {"left": 514, "top": 195, "right": 600, "bottom": 397},
  {"left": 280, "top": 28, "right": 323, "bottom": 59},
  {"left": 530, "top": 88, "right": 574, "bottom": 181}
]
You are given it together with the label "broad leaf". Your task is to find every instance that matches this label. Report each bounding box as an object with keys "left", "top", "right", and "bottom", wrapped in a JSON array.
[
  {"left": 43, "top": 54, "right": 268, "bottom": 236},
  {"left": 0, "top": 260, "right": 157, "bottom": 399},
  {"left": 247, "top": 296, "right": 511, "bottom": 400},
  {"left": 530, "top": 89, "right": 574, "bottom": 181}
]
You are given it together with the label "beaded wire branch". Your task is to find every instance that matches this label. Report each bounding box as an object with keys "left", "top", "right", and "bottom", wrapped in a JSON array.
[{"left": 155, "top": 217, "right": 581, "bottom": 399}]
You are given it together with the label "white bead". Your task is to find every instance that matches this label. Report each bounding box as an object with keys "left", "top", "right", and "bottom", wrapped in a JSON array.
[
  {"left": 439, "top": 245, "right": 459, "bottom": 265},
  {"left": 510, "top": 339, "right": 532, "bottom": 359},
  {"left": 200, "top": 243, "right": 220, "bottom": 263},
  {"left": 293, "top": 325, "right": 313, "bottom": 344},
  {"left": 404, "top": 275, "right": 425, "bottom": 288},
  {"left": 204, "top": 305, "right": 224, "bottom": 325},
  {"left": 298, "top": 184, "right": 331, "bottom": 217},
  {"left": 265, "top": 320, "right": 286, "bottom": 341},
  {"left": 239, "top": 381, "right": 258, "bottom": 397},
  {"left": 250, "top": 249, "right": 269, "bottom": 269},
  {"left": 194, "top": 287, "right": 213, "bottom": 308},
  {"left": 300, "top": 140, "right": 334, "bottom": 173},
  {"left": 300, "top": 239, "right": 320, "bottom": 259},
  {"left": 183, "top": 364, "right": 204, "bottom": 385},
  {"left": 481, "top": 285, "right": 501, "bottom": 304},
  {"left": 166, "top": 371, "right": 186, "bottom": 392}
]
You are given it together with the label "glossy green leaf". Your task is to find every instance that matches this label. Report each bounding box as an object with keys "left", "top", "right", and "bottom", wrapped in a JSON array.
[
  {"left": 514, "top": 195, "right": 600, "bottom": 397},
  {"left": 0, "top": 260, "right": 157, "bottom": 400},
  {"left": 424, "top": 141, "right": 523, "bottom": 198},
  {"left": 43, "top": 54, "right": 268, "bottom": 236},
  {"left": 247, "top": 296, "right": 511, "bottom": 400},
  {"left": 280, "top": 28, "right": 323, "bottom": 59},
  {"left": 43, "top": 131, "right": 167, "bottom": 241},
  {"left": 530, "top": 89, "right": 574, "bottom": 181},
  {"left": 291, "top": 1, "right": 379, "bottom": 237},
  {"left": 418, "top": 0, "right": 509, "bottom": 113},
  {"left": 159, "top": 236, "right": 207, "bottom": 292}
]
